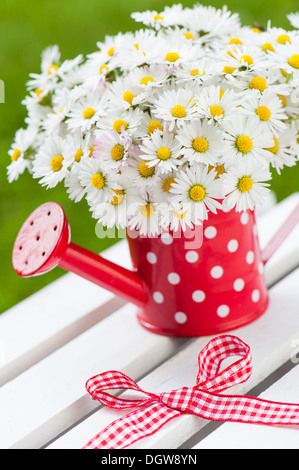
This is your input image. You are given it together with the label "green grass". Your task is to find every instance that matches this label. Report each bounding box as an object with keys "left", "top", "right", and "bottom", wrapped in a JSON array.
[{"left": 1, "top": 0, "right": 299, "bottom": 313}]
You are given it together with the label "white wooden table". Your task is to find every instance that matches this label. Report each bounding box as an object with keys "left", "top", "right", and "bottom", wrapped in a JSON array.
[{"left": 1, "top": 192, "right": 299, "bottom": 450}]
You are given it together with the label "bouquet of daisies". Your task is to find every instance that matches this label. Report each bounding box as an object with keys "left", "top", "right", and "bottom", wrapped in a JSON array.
[{"left": 7, "top": 4, "right": 299, "bottom": 236}]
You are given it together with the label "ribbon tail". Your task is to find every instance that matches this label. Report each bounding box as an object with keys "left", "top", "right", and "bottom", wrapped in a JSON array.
[
  {"left": 82, "top": 403, "right": 182, "bottom": 449},
  {"left": 183, "top": 390, "right": 299, "bottom": 426}
]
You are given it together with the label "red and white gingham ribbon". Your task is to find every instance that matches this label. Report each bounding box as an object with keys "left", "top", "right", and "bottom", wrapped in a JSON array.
[{"left": 83, "top": 335, "right": 299, "bottom": 449}]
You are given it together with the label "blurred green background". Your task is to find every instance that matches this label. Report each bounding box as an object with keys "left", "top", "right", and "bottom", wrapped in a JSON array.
[{"left": 1, "top": 0, "right": 299, "bottom": 314}]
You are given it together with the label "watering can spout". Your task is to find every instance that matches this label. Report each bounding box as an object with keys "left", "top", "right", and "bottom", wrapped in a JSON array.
[{"left": 12, "top": 202, "right": 148, "bottom": 308}]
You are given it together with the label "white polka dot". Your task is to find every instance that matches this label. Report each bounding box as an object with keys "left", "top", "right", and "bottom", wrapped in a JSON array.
[
  {"left": 192, "top": 290, "right": 206, "bottom": 303},
  {"left": 246, "top": 251, "right": 255, "bottom": 264},
  {"left": 161, "top": 233, "right": 173, "bottom": 245},
  {"left": 240, "top": 212, "right": 249, "bottom": 225},
  {"left": 204, "top": 226, "right": 217, "bottom": 239},
  {"left": 168, "top": 272, "right": 180, "bottom": 285},
  {"left": 234, "top": 278, "right": 245, "bottom": 292},
  {"left": 252, "top": 289, "right": 260, "bottom": 303},
  {"left": 146, "top": 252, "right": 157, "bottom": 264},
  {"left": 217, "top": 305, "right": 230, "bottom": 318},
  {"left": 211, "top": 266, "right": 223, "bottom": 279},
  {"left": 174, "top": 312, "right": 187, "bottom": 324},
  {"left": 186, "top": 251, "right": 199, "bottom": 263},
  {"left": 227, "top": 239, "right": 239, "bottom": 253},
  {"left": 153, "top": 291, "right": 164, "bottom": 304}
]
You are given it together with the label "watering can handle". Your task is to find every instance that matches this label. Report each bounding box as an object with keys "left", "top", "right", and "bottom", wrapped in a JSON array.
[{"left": 261, "top": 202, "right": 299, "bottom": 265}]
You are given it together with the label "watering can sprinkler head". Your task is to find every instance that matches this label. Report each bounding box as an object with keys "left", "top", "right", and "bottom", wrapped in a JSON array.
[{"left": 12, "top": 202, "right": 148, "bottom": 308}]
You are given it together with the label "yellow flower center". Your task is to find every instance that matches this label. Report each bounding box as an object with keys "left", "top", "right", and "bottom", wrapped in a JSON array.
[
  {"left": 140, "top": 76, "right": 155, "bottom": 86},
  {"left": 164, "top": 177, "right": 175, "bottom": 192},
  {"left": 189, "top": 184, "right": 206, "bottom": 202},
  {"left": 280, "top": 68, "right": 288, "bottom": 77},
  {"left": 192, "top": 137, "right": 209, "bottom": 153},
  {"left": 223, "top": 66, "right": 236, "bottom": 74},
  {"left": 236, "top": 135, "right": 253, "bottom": 153},
  {"left": 277, "top": 94, "right": 287, "bottom": 107},
  {"left": 50, "top": 155, "right": 64, "bottom": 172},
  {"left": 277, "top": 34, "right": 291, "bottom": 44},
  {"left": 111, "top": 144, "right": 124, "bottom": 161},
  {"left": 91, "top": 173, "right": 105, "bottom": 189},
  {"left": 238, "top": 176, "right": 253, "bottom": 192},
  {"left": 174, "top": 210, "right": 188, "bottom": 219},
  {"left": 11, "top": 148, "right": 21, "bottom": 161},
  {"left": 139, "top": 203, "right": 154, "bottom": 218},
  {"left": 297, "top": 135, "right": 299, "bottom": 145},
  {"left": 288, "top": 54, "right": 299, "bottom": 69},
  {"left": 123, "top": 91, "right": 135, "bottom": 105},
  {"left": 210, "top": 105, "right": 224, "bottom": 117},
  {"left": 190, "top": 68, "right": 199, "bottom": 76},
  {"left": 249, "top": 76, "right": 267, "bottom": 92},
  {"left": 111, "top": 189, "right": 124, "bottom": 205},
  {"left": 35, "top": 89, "right": 44, "bottom": 97},
  {"left": 171, "top": 105, "right": 186, "bottom": 118},
  {"left": 208, "top": 164, "right": 225, "bottom": 178},
  {"left": 139, "top": 161, "right": 155, "bottom": 177},
  {"left": 165, "top": 52, "right": 180, "bottom": 62},
  {"left": 99, "top": 64, "right": 109, "bottom": 74},
  {"left": 83, "top": 107, "right": 96, "bottom": 119},
  {"left": 74, "top": 149, "right": 83, "bottom": 162},
  {"left": 252, "top": 27, "right": 262, "bottom": 33},
  {"left": 228, "top": 37, "right": 242, "bottom": 45},
  {"left": 157, "top": 147, "right": 171, "bottom": 160},
  {"left": 107, "top": 47, "right": 115, "bottom": 57},
  {"left": 148, "top": 119, "right": 163, "bottom": 135},
  {"left": 154, "top": 14, "right": 163, "bottom": 21},
  {"left": 265, "top": 137, "right": 279, "bottom": 154},
  {"left": 89, "top": 145, "right": 96, "bottom": 157},
  {"left": 183, "top": 32, "right": 194, "bottom": 40},
  {"left": 262, "top": 42, "right": 275, "bottom": 52},
  {"left": 239, "top": 55, "right": 253, "bottom": 65},
  {"left": 113, "top": 119, "right": 128, "bottom": 133},
  {"left": 219, "top": 89, "right": 225, "bottom": 99},
  {"left": 47, "top": 64, "right": 59, "bottom": 75},
  {"left": 256, "top": 105, "right": 271, "bottom": 121}
]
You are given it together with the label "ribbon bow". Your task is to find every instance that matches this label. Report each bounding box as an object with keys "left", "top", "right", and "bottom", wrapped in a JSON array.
[{"left": 83, "top": 335, "right": 299, "bottom": 449}]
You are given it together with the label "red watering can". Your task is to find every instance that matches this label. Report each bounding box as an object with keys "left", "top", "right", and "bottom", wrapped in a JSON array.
[{"left": 12, "top": 201, "right": 299, "bottom": 336}]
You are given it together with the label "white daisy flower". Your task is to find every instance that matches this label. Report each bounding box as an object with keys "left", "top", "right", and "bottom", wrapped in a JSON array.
[
  {"left": 264, "top": 129, "right": 298, "bottom": 174},
  {"left": 152, "top": 88, "right": 197, "bottom": 131},
  {"left": 92, "top": 129, "right": 132, "bottom": 171},
  {"left": 66, "top": 91, "right": 107, "bottom": 132},
  {"left": 128, "top": 197, "right": 162, "bottom": 237},
  {"left": 176, "top": 119, "right": 225, "bottom": 165},
  {"left": 134, "top": 111, "right": 164, "bottom": 139},
  {"left": 182, "top": 4, "right": 241, "bottom": 39},
  {"left": 7, "top": 127, "right": 38, "bottom": 182},
  {"left": 154, "top": 171, "right": 177, "bottom": 202},
  {"left": 196, "top": 84, "right": 242, "bottom": 122},
  {"left": 233, "top": 71, "right": 291, "bottom": 96},
  {"left": 127, "top": 64, "right": 170, "bottom": 91},
  {"left": 121, "top": 154, "right": 160, "bottom": 190},
  {"left": 78, "top": 157, "right": 119, "bottom": 205},
  {"left": 169, "top": 164, "right": 222, "bottom": 222},
  {"left": 96, "top": 108, "right": 143, "bottom": 136},
  {"left": 269, "top": 43, "right": 299, "bottom": 75},
  {"left": 241, "top": 89, "right": 287, "bottom": 136},
  {"left": 91, "top": 177, "right": 141, "bottom": 230},
  {"left": 139, "top": 128, "right": 183, "bottom": 174},
  {"left": 221, "top": 159, "right": 271, "bottom": 212},
  {"left": 32, "top": 135, "right": 74, "bottom": 188},
  {"left": 105, "top": 76, "right": 145, "bottom": 110},
  {"left": 64, "top": 160, "right": 87, "bottom": 203},
  {"left": 131, "top": 5, "right": 184, "bottom": 30},
  {"left": 221, "top": 45, "right": 267, "bottom": 72},
  {"left": 222, "top": 115, "right": 274, "bottom": 167}
]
